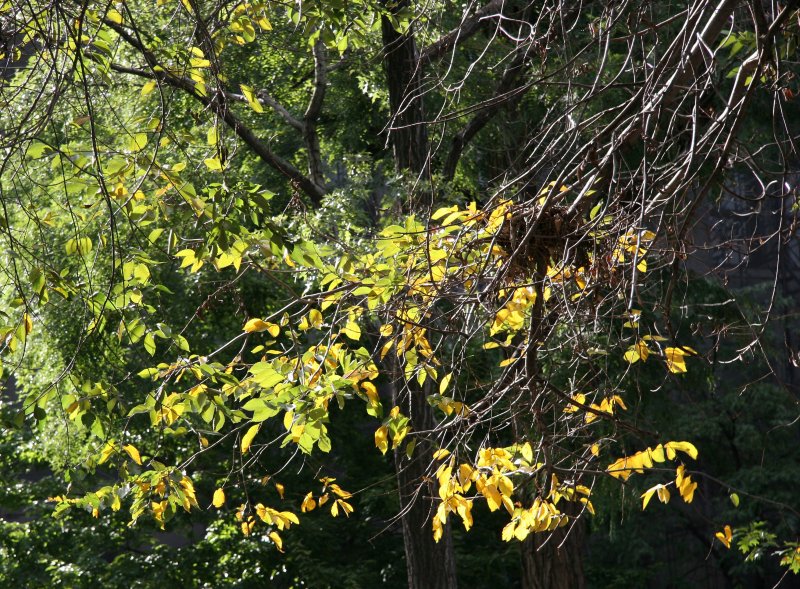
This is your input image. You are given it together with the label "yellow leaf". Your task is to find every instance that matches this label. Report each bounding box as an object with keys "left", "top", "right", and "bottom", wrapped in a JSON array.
[
  {"left": 432, "top": 205, "right": 458, "bottom": 220},
  {"left": 141, "top": 80, "right": 157, "bottom": 96},
  {"left": 342, "top": 321, "right": 361, "bottom": 340},
  {"left": 106, "top": 8, "right": 123, "bottom": 23},
  {"left": 301, "top": 492, "right": 316, "bottom": 512},
  {"left": 204, "top": 157, "right": 223, "bottom": 171},
  {"left": 244, "top": 318, "right": 269, "bottom": 333},
  {"left": 520, "top": 442, "right": 534, "bottom": 463},
  {"left": 665, "top": 347, "right": 689, "bottom": 373},
  {"left": 715, "top": 525, "right": 733, "bottom": 548},
  {"left": 241, "top": 424, "right": 260, "bottom": 454},
  {"left": 501, "top": 521, "right": 516, "bottom": 542},
  {"left": 213, "top": 488, "right": 226, "bottom": 508},
  {"left": 432, "top": 449, "right": 450, "bottom": 460},
  {"left": 649, "top": 445, "right": 666, "bottom": 463},
  {"left": 269, "top": 531, "right": 284, "bottom": 552},
  {"left": 377, "top": 338, "right": 395, "bottom": 361},
  {"left": 665, "top": 441, "right": 698, "bottom": 460},
  {"left": 151, "top": 500, "right": 167, "bottom": 529},
  {"left": 730, "top": 493, "right": 739, "bottom": 507},
  {"left": 439, "top": 373, "right": 453, "bottom": 394},
  {"left": 275, "top": 483, "right": 285, "bottom": 499},
  {"left": 335, "top": 499, "right": 354, "bottom": 517},
  {"left": 98, "top": 441, "right": 116, "bottom": 464},
  {"left": 379, "top": 324, "right": 394, "bottom": 337},
  {"left": 374, "top": 425, "right": 389, "bottom": 455},
  {"left": 241, "top": 518, "right": 255, "bottom": 535},
  {"left": 482, "top": 484, "right": 502, "bottom": 512},
  {"left": 623, "top": 348, "right": 640, "bottom": 364},
  {"left": 656, "top": 485, "right": 671, "bottom": 504},
  {"left": 123, "top": 444, "right": 142, "bottom": 465},
  {"left": 641, "top": 487, "right": 657, "bottom": 510},
  {"left": 309, "top": 309, "right": 323, "bottom": 328},
  {"left": 433, "top": 516, "right": 444, "bottom": 543}
]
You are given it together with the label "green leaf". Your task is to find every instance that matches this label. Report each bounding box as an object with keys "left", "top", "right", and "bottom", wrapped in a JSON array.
[
  {"left": 240, "top": 84, "right": 264, "bottom": 113},
  {"left": 143, "top": 332, "right": 156, "bottom": 356}
]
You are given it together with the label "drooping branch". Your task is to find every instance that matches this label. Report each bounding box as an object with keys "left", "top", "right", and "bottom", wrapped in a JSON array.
[
  {"left": 106, "top": 19, "right": 326, "bottom": 205},
  {"left": 442, "top": 48, "right": 531, "bottom": 180},
  {"left": 418, "top": 0, "right": 504, "bottom": 66}
]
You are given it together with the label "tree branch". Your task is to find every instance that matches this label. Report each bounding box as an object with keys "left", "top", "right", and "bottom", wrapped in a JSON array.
[
  {"left": 442, "top": 49, "right": 530, "bottom": 180},
  {"left": 106, "top": 18, "right": 326, "bottom": 205},
  {"left": 418, "top": 0, "right": 504, "bottom": 66}
]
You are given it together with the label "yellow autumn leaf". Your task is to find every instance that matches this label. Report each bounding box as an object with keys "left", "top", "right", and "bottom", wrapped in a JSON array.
[
  {"left": 203, "top": 157, "right": 223, "bottom": 171},
  {"left": 641, "top": 485, "right": 660, "bottom": 510},
  {"left": 269, "top": 531, "right": 284, "bottom": 552},
  {"left": 379, "top": 324, "right": 394, "bottom": 337},
  {"left": 123, "top": 444, "right": 142, "bottom": 465},
  {"left": 98, "top": 441, "right": 116, "bottom": 464},
  {"left": 665, "top": 441, "right": 698, "bottom": 460},
  {"left": 243, "top": 318, "right": 279, "bottom": 336},
  {"left": 240, "top": 84, "right": 264, "bottom": 113},
  {"left": 439, "top": 372, "right": 453, "bottom": 394},
  {"left": 308, "top": 309, "right": 323, "bottom": 328},
  {"left": 361, "top": 381, "right": 379, "bottom": 403},
  {"left": 374, "top": 425, "right": 389, "bottom": 455},
  {"left": 715, "top": 525, "right": 733, "bottom": 548},
  {"left": 275, "top": 482, "right": 285, "bottom": 499},
  {"left": 342, "top": 321, "right": 361, "bottom": 340},
  {"left": 335, "top": 499, "right": 354, "bottom": 517},
  {"left": 213, "top": 488, "right": 226, "bottom": 508},
  {"left": 301, "top": 492, "right": 316, "bottom": 512},
  {"left": 151, "top": 500, "right": 167, "bottom": 529},
  {"left": 432, "top": 448, "right": 450, "bottom": 460},
  {"left": 649, "top": 444, "right": 666, "bottom": 463},
  {"left": 241, "top": 424, "right": 260, "bottom": 454},
  {"left": 664, "top": 346, "right": 695, "bottom": 373},
  {"left": 482, "top": 484, "right": 502, "bottom": 512}
]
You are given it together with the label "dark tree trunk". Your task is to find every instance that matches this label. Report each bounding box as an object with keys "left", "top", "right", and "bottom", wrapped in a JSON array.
[
  {"left": 521, "top": 512, "right": 586, "bottom": 589},
  {"left": 381, "top": 2, "right": 429, "bottom": 176},
  {"left": 380, "top": 3, "right": 457, "bottom": 588},
  {"left": 394, "top": 380, "right": 458, "bottom": 589}
]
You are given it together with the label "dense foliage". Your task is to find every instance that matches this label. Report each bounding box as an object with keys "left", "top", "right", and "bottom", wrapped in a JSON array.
[{"left": 1, "top": 0, "right": 800, "bottom": 586}]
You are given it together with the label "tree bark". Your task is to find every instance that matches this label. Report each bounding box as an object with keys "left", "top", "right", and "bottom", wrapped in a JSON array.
[
  {"left": 380, "top": 3, "right": 458, "bottom": 587},
  {"left": 394, "top": 380, "right": 458, "bottom": 589},
  {"left": 521, "top": 514, "right": 586, "bottom": 589},
  {"left": 381, "top": 2, "right": 429, "bottom": 176}
]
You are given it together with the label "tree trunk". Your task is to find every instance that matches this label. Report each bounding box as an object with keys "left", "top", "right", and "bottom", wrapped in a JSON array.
[
  {"left": 381, "top": 2, "right": 429, "bottom": 176},
  {"left": 394, "top": 380, "right": 458, "bottom": 589},
  {"left": 521, "top": 513, "right": 586, "bottom": 589},
  {"left": 380, "top": 3, "right": 458, "bottom": 587}
]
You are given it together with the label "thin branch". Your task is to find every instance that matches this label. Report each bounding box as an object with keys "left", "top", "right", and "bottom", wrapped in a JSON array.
[
  {"left": 419, "top": 0, "right": 504, "bottom": 65},
  {"left": 442, "top": 48, "right": 531, "bottom": 180},
  {"left": 106, "top": 19, "right": 326, "bottom": 204}
]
